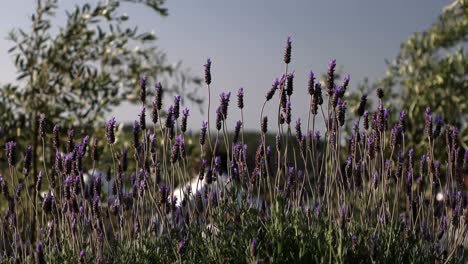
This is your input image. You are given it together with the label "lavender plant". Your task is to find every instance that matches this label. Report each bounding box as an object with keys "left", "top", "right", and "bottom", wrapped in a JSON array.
[{"left": 0, "top": 38, "right": 466, "bottom": 263}]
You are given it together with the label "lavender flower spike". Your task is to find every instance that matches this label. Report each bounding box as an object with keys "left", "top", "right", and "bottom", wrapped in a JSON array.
[
  {"left": 284, "top": 36, "right": 292, "bottom": 64},
  {"left": 106, "top": 117, "right": 117, "bottom": 144},
  {"left": 204, "top": 58, "right": 212, "bottom": 85},
  {"left": 237, "top": 87, "right": 244, "bottom": 109}
]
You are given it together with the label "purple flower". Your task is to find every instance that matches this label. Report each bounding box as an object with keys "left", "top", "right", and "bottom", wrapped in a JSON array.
[
  {"left": 35, "top": 242, "right": 45, "bottom": 264},
  {"left": 266, "top": 78, "right": 279, "bottom": 101},
  {"left": 284, "top": 36, "right": 292, "bottom": 64},
  {"left": 199, "top": 120, "right": 208, "bottom": 146},
  {"left": 5, "top": 141, "right": 17, "bottom": 167},
  {"left": 204, "top": 58, "right": 212, "bottom": 85},
  {"left": 372, "top": 171, "right": 379, "bottom": 189},
  {"left": 165, "top": 105, "right": 174, "bottom": 130},
  {"left": 139, "top": 107, "right": 146, "bottom": 130},
  {"left": 237, "top": 87, "right": 244, "bottom": 109},
  {"left": 363, "top": 111, "right": 369, "bottom": 130},
  {"left": 67, "top": 129, "right": 75, "bottom": 153},
  {"left": 295, "top": 118, "right": 302, "bottom": 142},
  {"left": 233, "top": 120, "right": 242, "bottom": 144},
  {"left": 42, "top": 193, "right": 54, "bottom": 214},
  {"left": 52, "top": 124, "right": 60, "bottom": 149},
  {"left": 337, "top": 99, "right": 347, "bottom": 126},
  {"left": 342, "top": 73, "right": 350, "bottom": 91},
  {"left": 261, "top": 116, "right": 268, "bottom": 134},
  {"left": 173, "top": 95, "right": 181, "bottom": 120},
  {"left": 326, "top": 59, "right": 337, "bottom": 95},
  {"left": 376, "top": 88, "right": 384, "bottom": 99},
  {"left": 425, "top": 107, "right": 433, "bottom": 138},
  {"left": 357, "top": 94, "right": 367, "bottom": 117},
  {"left": 133, "top": 121, "right": 141, "bottom": 150},
  {"left": 285, "top": 100, "right": 292, "bottom": 125},
  {"left": 215, "top": 107, "right": 223, "bottom": 130},
  {"left": 154, "top": 82, "right": 163, "bottom": 110},
  {"left": 250, "top": 238, "right": 258, "bottom": 258},
  {"left": 286, "top": 72, "right": 294, "bottom": 96},
  {"left": 170, "top": 138, "right": 180, "bottom": 164},
  {"left": 140, "top": 76, "right": 147, "bottom": 103},
  {"left": 177, "top": 241, "right": 186, "bottom": 254},
  {"left": 79, "top": 250, "right": 86, "bottom": 263},
  {"left": 433, "top": 115, "right": 443, "bottom": 138},
  {"left": 181, "top": 107, "right": 189, "bottom": 133},
  {"left": 308, "top": 71, "right": 315, "bottom": 95},
  {"left": 106, "top": 118, "right": 116, "bottom": 144},
  {"left": 219, "top": 91, "right": 231, "bottom": 119},
  {"left": 177, "top": 135, "right": 186, "bottom": 159},
  {"left": 215, "top": 156, "right": 222, "bottom": 173},
  {"left": 399, "top": 111, "right": 406, "bottom": 131},
  {"left": 275, "top": 133, "right": 281, "bottom": 152}
]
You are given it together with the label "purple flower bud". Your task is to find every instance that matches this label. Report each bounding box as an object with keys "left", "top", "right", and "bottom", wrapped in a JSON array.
[
  {"left": 308, "top": 71, "right": 315, "bottom": 95},
  {"left": 165, "top": 106, "right": 174, "bottom": 129},
  {"left": 237, "top": 87, "right": 244, "bottom": 109},
  {"left": 357, "top": 94, "right": 367, "bottom": 117},
  {"left": 219, "top": 92, "right": 231, "bottom": 119},
  {"left": 266, "top": 78, "right": 279, "bottom": 101},
  {"left": 399, "top": 111, "right": 406, "bottom": 131},
  {"left": 433, "top": 115, "right": 443, "bottom": 138},
  {"left": 233, "top": 120, "right": 242, "bottom": 144},
  {"left": 154, "top": 82, "right": 163, "bottom": 111},
  {"left": 284, "top": 36, "right": 292, "bottom": 64},
  {"left": 295, "top": 118, "right": 302, "bottom": 142},
  {"left": 261, "top": 116, "right": 268, "bottom": 134},
  {"left": 181, "top": 107, "right": 189, "bottom": 133},
  {"left": 133, "top": 121, "right": 141, "bottom": 150},
  {"left": 106, "top": 118, "right": 116, "bottom": 145},
  {"left": 250, "top": 238, "right": 258, "bottom": 258},
  {"left": 140, "top": 76, "right": 147, "bottom": 103},
  {"left": 178, "top": 241, "right": 186, "bottom": 255},
  {"left": 286, "top": 72, "right": 294, "bottom": 96},
  {"left": 425, "top": 107, "right": 433, "bottom": 138},
  {"left": 363, "top": 111, "right": 369, "bottom": 130},
  {"left": 199, "top": 120, "right": 208, "bottom": 146},
  {"left": 327, "top": 59, "right": 337, "bottom": 95},
  {"left": 337, "top": 99, "right": 347, "bottom": 126},
  {"left": 285, "top": 100, "right": 292, "bottom": 125},
  {"left": 173, "top": 95, "right": 181, "bottom": 120},
  {"left": 35, "top": 242, "right": 45, "bottom": 264},
  {"left": 215, "top": 107, "right": 223, "bottom": 130},
  {"left": 139, "top": 107, "right": 146, "bottom": 130},
  {"left": 177, "top": 135, "right": 186, "bottom": 159},
  {"left": 79, "top": 250, "right": 86, "bottom": 264},
  {"left": 342, "top": 74, "right": 350, "bottom": 91},
  {"left": 372, "top": 171, "right": 379, "bottom": 189},
  {"left": 376, "top": 88, "right": 384, "bottom": 99},
  {"left": 42, "top": 193, "right": 54, "bottom": 214},
  {"left": 67, "top": 129, "right": 75, "bottom": 153},
  {"left": 5, "top": 141, "right": 17, "bottom": 167},
  {"left": 204, "top": 58, "right": 212, "bottom": 85},
  {"left": 170, "top": 139, "right": 180, "bottom": 164}
]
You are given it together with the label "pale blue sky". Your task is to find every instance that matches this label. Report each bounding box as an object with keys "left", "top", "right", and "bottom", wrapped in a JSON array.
[{"left": 0, "top": 0, "right": 451, "bottom": 132}]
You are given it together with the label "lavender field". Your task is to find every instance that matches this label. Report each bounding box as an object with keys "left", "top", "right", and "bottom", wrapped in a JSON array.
[{"left": 0, "top": 0, "right": 467, "bottom": 263}]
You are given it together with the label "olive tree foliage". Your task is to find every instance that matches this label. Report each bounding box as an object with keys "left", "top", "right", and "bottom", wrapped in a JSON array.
[
  {"left": 0, "top": 0, "right": 202, "bottom": 141},
  {"left": 378, "top": 0, "right": 467, "bottom": 149}
]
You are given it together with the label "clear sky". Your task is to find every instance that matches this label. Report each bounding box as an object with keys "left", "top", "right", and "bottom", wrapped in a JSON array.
[{"left": 0, "top": 0, "right": 451, "bottom": 132}]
